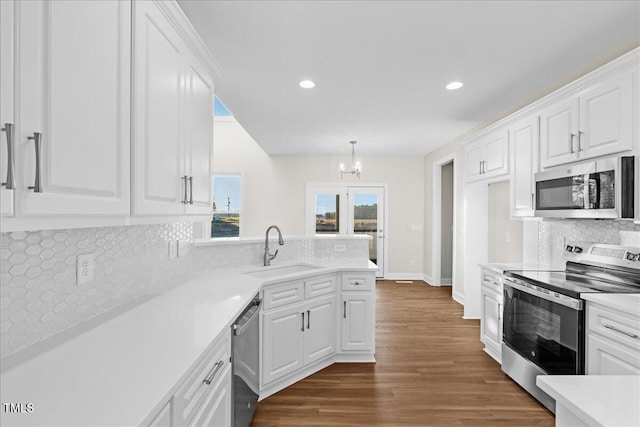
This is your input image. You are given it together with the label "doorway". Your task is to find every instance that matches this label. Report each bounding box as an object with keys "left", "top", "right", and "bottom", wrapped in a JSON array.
[
  {"left": 431, "top": 154, "right": 459, "bottom": 301},
  {"left": 306, "top": 183, "right": 387, "bottom": 278}
]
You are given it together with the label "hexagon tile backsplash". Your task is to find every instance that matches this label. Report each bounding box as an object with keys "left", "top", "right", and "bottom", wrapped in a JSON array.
[
  {"left": 1, "top": 224, "right": 370, "bottom": 361},
  {"left": 538, "top": 219, "right": 640, "bottom": 268},
  {"left": 0, "top": 223, "right": 194, "bottom": 359}
]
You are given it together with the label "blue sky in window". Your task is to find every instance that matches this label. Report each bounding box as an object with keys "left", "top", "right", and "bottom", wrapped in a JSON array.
[
  {"left": 354, "top": 194, "right": 378, "bottom": 207},
  {"left": 213, "top": 176, "right": 241, "bottom": 212},
  {"left": 214, "top": 96, "right": 232, "bottom": 117}
]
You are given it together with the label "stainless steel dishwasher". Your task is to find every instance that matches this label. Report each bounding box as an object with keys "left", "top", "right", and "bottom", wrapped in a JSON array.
[{"left": 232, "top": 295, "right": 261, "bottom": 427}]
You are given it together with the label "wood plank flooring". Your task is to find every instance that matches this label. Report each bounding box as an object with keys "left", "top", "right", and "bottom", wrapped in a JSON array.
[{"left": 251, "top": 280, "right": 554, "bottom": 426}]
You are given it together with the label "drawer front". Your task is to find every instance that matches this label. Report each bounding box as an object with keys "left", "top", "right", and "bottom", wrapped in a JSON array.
[
  {"left": 263, "top": 281, "right": 304, "bottom": 310},
  {"left": 173, "top": 333, "right": 231, "bottom": 426},
  {"left": 341, "top": 273, "right": 374, "bottom": 291},
  {"left": 481, "top": 269, "right": 501, "bottom": 291},
  {"left": 188, "top": 364, "right": 232, "bottom": 427},
  {"left": 587, "top": 333, "right": 640, "bottom": 375},
  {"left": 305, "top": 275, "right": 336, "bottom": 299},
  {"left": 588, "top": 304, "right": 640, "bottom": 351}
]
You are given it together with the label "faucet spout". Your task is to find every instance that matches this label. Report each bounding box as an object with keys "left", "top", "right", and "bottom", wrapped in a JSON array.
[{"left": 264, "top": 225, "right": 285, "bottom": 266}]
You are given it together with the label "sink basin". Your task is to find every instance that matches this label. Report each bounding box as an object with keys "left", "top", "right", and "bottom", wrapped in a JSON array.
[{"left": 244, "top": 264, "right": 322, "bottom": 278}]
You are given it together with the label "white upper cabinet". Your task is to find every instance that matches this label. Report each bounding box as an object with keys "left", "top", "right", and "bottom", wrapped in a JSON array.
[
  {"left": 14, "top": 0, "right": 131, "bottom": 216},
  {"left": 510, "top": 116, "right": 539, "bottom": 217},
  {"left": 133, "top": 0, "right": 187, "bottom": 215},
  {"left": 132, "top": 1, "right": 214, "bottom": 216},
  {"left": 183, "top": 56, "right": 214, "bottom": 215},
  {"left": 465, "top": 129, "right": 509, "bottom": 182},
  {"left": 540, "top": 69, "right": 634, "bottom": 169},
  {"left": 0, "top": 0, "right": 15, "bottom": 217}
]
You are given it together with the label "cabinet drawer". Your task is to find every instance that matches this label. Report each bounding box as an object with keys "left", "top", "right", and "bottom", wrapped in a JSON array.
[
  {"left": 587, "top": 333, "right": 640, "bottom": 375},
  {"left": 173, "top": 333, "right": 231, "bottom": 426},
  {"left": 305, "top": 275, "right": 336, "bottom": 299},
  {"left": 588, "top": 304, "right": 640, "bottom": 351},
  {"left": 341, "top": 273, "right": 374, "bottom": 291},
  {"left": 263, "top": 281, "right": 304, "bottom": 310},
  {"left": 481, "top": 269, "right": 501, "bottom": 291}
]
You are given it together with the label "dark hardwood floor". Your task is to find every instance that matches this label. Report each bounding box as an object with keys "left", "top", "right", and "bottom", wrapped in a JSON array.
[{"left": 251, "top": 280, "right": 554, "bottom": 426}]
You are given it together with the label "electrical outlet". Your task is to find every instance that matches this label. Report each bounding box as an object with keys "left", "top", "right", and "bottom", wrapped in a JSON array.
[
  {"left": 77, "top": 253, "right": 94, "bottom": 285},
  {"left": 177, "top": 239, "right": 189, "bottom": 258},
  {"left": 505, "top": 231, "right": 511, "bottom": 243},
  {"left": 334, "top": 244, "right": 346, "bottom": 252},
  {"left": 168, "top": 240, "right": 178, "bottom": 259}
]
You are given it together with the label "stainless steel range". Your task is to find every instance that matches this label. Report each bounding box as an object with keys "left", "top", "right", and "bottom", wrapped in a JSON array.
[{"left": 501, "top": 242, "right": 640, "bottom": 413}]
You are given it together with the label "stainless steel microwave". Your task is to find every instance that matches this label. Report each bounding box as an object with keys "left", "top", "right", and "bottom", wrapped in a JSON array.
[{"left": 534, "top": 155, "right": 635, "bottom": 219}]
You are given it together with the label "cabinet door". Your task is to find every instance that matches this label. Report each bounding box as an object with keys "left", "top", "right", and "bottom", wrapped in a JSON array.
[
  {"left": 0, "top": 0, "right": 14, "bottom": 217},
  {"left": 340, "top": 292, "right": 374, "bottom": 352},
  {"left": 262, "top": 303, "right": 304, "bottom": 385},
  {"left": 189, "top": 364, "right": 232, "bottom": 427},
  {"left": 17, "top": 0, "right": 130, "bottom": 215},
  {"left": 133, "top": 0, "right": 186, "bottom": 215},
  {"left": 587, "top": 334, "right": 640, "bottom": 375},
  {"left": 579, "top": 70, "right": 633, "bottom": 159},
  {"left": 510, "top": 116, "right": 539, "bottom": 217},
  {"left": 540, "top": 97, "right": 579, "bottom": 168},
  {"left": 184, "top": 55, "right": 214, "bottom": 215},
  {"left": 147, "top": 401, "right": 172, "bottom": 427},
  {"left": 484, "top": 130, "right": 508, "bottom": 177},
  {"left": 480, "top": 288, "right": 502, "bottom": 353},
  {"left": 465, "top": 142, "right": 483, "bottom": 182},
  {"left": 303, "top": 294, "right": 336, "bottom": 365}
]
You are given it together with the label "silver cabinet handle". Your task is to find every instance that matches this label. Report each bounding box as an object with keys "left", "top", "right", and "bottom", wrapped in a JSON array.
[
  {"left": 604, "top": 324, "right": 638, "bottom": 339},
  {"left": 578, "top": 131, "right": 583, "bottom": 151},
  {"left": 188, "top": 176, "right": 193, "bottom": 204},
  {"left": 479, "top": 161, "right": 482, "bottom": 175},
  {"left": 203, "top": 360, "right": 224, "bottom": 385},
  {"left": 307, "top": 310, "right": 310, "bottom": 329},
  {"left": 27, "top": 132, "right": 42, "bottom": 193},
  {"left": 1, "top": 123, "right": 15, "bottom": 189},
  {"left": 181, "top": 175, "right": 188, "bottom": 204},
  {"left": 498, "top": 303, "right": 502, "bottom": 321},
  {"left": 343, "top": 301, "right": 347, "bottom": 318},
  {"left": 569, "top": 133, "right": 575, "bottom": 154},
  {"left": 531, "top": 193, "right": 535, "bottom": 210},
  {"left": 482, "top": 160, "right": 486, "bottom": 174},
  {"left": 301, "top": 312, "right": 305, "bottom": 331}
]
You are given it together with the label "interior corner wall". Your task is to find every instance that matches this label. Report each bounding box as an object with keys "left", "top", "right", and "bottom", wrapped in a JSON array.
[
  {"left": 213, "top": 118, "right": 426, "bottom": 277},
  {"left": 423, "top": 138, "right": 466, "bottom": 303}
]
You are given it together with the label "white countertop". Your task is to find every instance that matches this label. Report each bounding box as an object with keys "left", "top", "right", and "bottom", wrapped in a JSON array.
[
  {"left": 479, "top": 262, "right": 557, "bottom": 274},
  {"left": 0, "top": 261, "right": 376, "bottom": 426},
  {"left": 537, "top": 375, "right": 640, "bottom": 427},
  {"left": 581, "top": 293, "right": 640, "bottom": 317}
]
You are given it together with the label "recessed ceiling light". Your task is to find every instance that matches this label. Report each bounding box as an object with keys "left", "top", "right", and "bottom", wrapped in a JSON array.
[
  {"left": 299, "top": 80, "right": 316, "bottom": 89},
  {"left": 446, "top": 81, "right": 464, "bottom": 90}
]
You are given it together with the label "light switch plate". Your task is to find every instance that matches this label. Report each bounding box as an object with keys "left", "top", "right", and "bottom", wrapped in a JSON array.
[
  {"left": 168, "top": 240, "right": 178, "bottom": 259},
  {"left": 177, "top": 240, "right": 189, "bottom": 258}
]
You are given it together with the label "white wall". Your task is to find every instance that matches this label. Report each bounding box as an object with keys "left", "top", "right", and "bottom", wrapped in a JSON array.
[
  {"left": 213, "top": 118, "right": 425, "bottom": 277},
  {"left": 488, "top": 180, "right": 523, "bottom": 263}
]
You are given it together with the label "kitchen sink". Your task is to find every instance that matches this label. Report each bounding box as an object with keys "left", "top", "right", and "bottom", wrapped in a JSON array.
[{"left": 244, "top": 264, "right": 322, "bottom": 278}]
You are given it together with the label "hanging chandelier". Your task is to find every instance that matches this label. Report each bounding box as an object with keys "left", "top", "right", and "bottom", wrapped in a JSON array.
[{"left": 339, "top": 140, "right": 362, "bottom": 179}]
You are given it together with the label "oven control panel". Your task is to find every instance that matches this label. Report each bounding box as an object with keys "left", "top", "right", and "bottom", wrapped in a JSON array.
[{"left": 565, "top": 241, "right": 640, "bottom": 268}]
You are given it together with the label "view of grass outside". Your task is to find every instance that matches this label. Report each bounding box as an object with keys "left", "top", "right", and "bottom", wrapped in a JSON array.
[
  {"left": 212, "top": 175, "right": 241, "bottom": 238},
  {"left": 315, "top": 194, "right": 340, "bottom": 234}
]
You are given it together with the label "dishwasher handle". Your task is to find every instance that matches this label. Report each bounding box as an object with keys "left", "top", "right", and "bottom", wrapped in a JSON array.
[{"left": 233, "top": 298, "right": 262, "bottom": 336}]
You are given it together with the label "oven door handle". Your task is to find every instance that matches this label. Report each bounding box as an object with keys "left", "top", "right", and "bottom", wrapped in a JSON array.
[{"left": 503, "top": 279, "right": 583, "bottom": 310}]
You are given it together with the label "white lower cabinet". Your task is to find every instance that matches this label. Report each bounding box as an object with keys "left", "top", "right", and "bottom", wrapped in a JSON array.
[
  {"left": 262, "top": 302, "right": 306, "bottom": 384},
  {"left": 340, "top": 293, "right": 375, "bottom": 352},
  {"left": 148, "top": 401, "right": 172, "bottom": 427},
  {"left": 146, "top": 332, "right": 231, "bottom": 427},
  {"left": 479, "top": 268, "right": 503, "bottom": 363},
  {"left": 586, "top": 301, "right": 640, "bottom": 375},
  {"left": 261, "top": 276, "right": 336, "bottom": 386},
  {"left": 189, "top": 364, "right": 232, "bottom": 427}
]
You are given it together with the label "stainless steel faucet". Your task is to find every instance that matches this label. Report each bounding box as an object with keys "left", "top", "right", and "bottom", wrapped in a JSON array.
[{"left": 264, "top": 225, "right": 285, "bottom": 266}]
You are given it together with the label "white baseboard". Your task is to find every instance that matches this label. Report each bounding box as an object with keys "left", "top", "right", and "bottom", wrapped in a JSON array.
[
  {"left": 384, "top": 273, "right": 427, "bottom": 282},
  {"left": 440, "top": 277, "right": 452, "bottom": 285},
  {"left": 453, "top": 289, "right": 465, "bottom": 305},
  {"left": 422, "top": 274, "right": 433, "bottom": 285}
]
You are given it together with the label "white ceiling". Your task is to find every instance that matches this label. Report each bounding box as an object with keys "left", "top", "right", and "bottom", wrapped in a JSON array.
[{"left": 178, "top": 1, "right": 640, "bottom": 156}]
